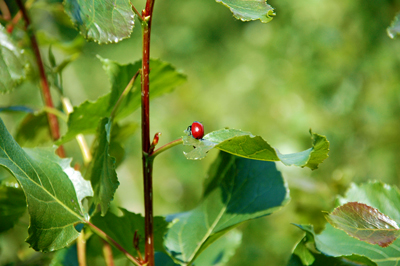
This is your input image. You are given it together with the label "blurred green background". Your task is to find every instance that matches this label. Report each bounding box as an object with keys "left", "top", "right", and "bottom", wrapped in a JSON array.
[{"left": 1, "top": 0, "right": 400, "bottom": 265}]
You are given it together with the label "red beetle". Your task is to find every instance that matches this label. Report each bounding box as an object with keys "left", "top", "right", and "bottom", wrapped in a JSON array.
[{"left": 188, "top": 121, "right": 204, "bottom": 139}]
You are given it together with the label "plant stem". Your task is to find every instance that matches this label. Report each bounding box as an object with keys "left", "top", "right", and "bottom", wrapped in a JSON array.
[
  {"left": 102, "top": 240, "right": 115, "bottom": 266},
  {"left": 141, "top": 0, "right": 155, "bottom": 264},
  {"left": 15, "top": 0, "right": 65, "bottom": 158},
  {"left": 77, "top": 231, "right": 87, "bottom": 266},
  {"left": 150, "top": 138, "right": 183, "bottom": 159},
  {"left": 87, "top": 222, "right": 141, "bottom": 266}
]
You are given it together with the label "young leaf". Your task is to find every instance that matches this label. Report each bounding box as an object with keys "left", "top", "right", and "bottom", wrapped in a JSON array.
[
  {"left": 165, "top": 151, "right": 290, "bottom": 264},
  {"left": 59, "top": 58, "right": 186, "bottom": 144},
  {"left": 184, "top": 129, "right": 329, "bottom": 170},
  {"left": 0, "top": 118, "right": 91, "bottom": 252},
  {"left": 64, "top": 0, "right": 135, "bottom": 44},
  {"left": 388, "top": 13, "right": 400, "bottom": 39},
  {"left": 85, "top": 117, "right": 119, "bottom": 216},
  {"left": 0, "top": 184, "right": 27, "bottom": 233},
  {"left": 326, "top": 202, "right": 400, "bottom": 248},
  {"left": 89, "top": 208, "right": 169, "bottom": 257},
  {"left": 0, "top": 24, "right": 30, "bottom": 93},
  {"left": 216, "top": 0, "right": 275, "bottom": 23}
]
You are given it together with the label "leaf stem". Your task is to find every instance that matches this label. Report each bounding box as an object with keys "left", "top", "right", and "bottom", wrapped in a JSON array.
[
  {"left": 77, "top": 230, "right": 87, "bottom": 266},
  {"left": 87, "top": 222, "right": 141, "bottom": 266},
  {"left": 15, "top": 0, "right": 65, "bottom": 158},
  {"left": 110, "top": 70, "right": 141, "bottom": 121},
  {"left": 141, "top": 0, "right": 156, "bottom": 264},
  {"left": 131, "top": 2, "right": 144, "bottom": 22},
  {"left": 102, "top": 240, "right": 115, "bottom": 266},
  {"left": 149, "top": 138, "right": 183, "bottom": 159}
]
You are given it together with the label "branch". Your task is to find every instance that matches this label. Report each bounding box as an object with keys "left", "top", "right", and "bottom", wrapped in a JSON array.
[{"left": 15, "top": 0, "right": 65, "bottom": 158}]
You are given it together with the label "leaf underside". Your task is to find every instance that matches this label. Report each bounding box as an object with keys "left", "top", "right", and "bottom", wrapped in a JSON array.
[
  {"left": 0, "top": 118, "right": 90, "bottom": 252},
  {"left": 165, "top": 151, "right": 289, "bottom": 264}
]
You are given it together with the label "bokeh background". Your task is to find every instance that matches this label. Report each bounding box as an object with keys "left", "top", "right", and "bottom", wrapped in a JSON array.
[{"left": 1, "top": 0, "right": 400, "bottom": 265}]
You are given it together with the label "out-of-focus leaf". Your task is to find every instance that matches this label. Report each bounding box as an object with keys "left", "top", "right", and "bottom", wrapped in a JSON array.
[
  {"left": 193, "top": 229, "right": 242, "bottom": 266},
  {"left": 85, "top": 118, "right": 118, "bottom": 216},
  {"left": 15, "top": 112, "right": 52, "bottom": 147},
  {"left": 109, "top": 122, "right": 138, "bottom": 167},
  {"left": 90, "top": 208, "right": 168, "bottom": 257},
  {"left": 64, "top": 0, "right": 135, "bottom": 44},
  {"left": 388, "top": 13, "right": 400, "bottom": 39},
  {"left": 59, "top": 58, "right": 186, "bottom": 144},
  {"left": 326, "top": 202, "right": 400, "bottom": 247},
  {"left": 293, "top": 181, "right": 400, "bottom": 266},
  {"left": 165, "top": 151, "right": 289, "bottom": 264},
  {"left": 0, "top": 118, "right": 91, "bottom": 252},
  {"left": 50, "top": 244, "right": 78, "bottom": 266},
  {"left": 0, "top": 24, "right": 30, "bottom": 93},
  {"left": 0, "top": 184, "right": 27, "bottom": 233},
  {"left": 183, "top": 129, "right": 329, "bottom": 170},
  {"left": 291, "top": 224, "right": 377, "bottom": 266},
  {"left": 215, "top": 0, "right": 275, "bottom": 23},
  {"left": 0, "top": 106, "right": 34, "bottom": 113}
]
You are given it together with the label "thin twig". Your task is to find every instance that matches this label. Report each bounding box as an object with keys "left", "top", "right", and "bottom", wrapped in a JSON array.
[
  {"left": 131, "top": 2, "right": 144, "bottom": 21},
  {"left": 102, "top": 240, "right": 115, "bottom": 266},
  {"left": 77, "top": 231, "right": 87, "bottom": 266}
]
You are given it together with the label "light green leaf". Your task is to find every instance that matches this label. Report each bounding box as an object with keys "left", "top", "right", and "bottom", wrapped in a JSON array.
[
  {"left": 64, "top": 0, "right": 135, "bottom": 44},
  {"left": 0, "top": 184, "right": 27, "bottom": 233},
  {"left": 0, "top": 118, "right": 90, "bottom": 252},
  {"left": 216, "top": 0, "right": 275, "bottom": 23},
  {"left": 184, "top": 129, "right": 329, "bottom": 170},
  {"left": 0, "top": 24, "right": 30, "bottom": 93},
  {"left": 326, "top": 202, "right": 400, "bottom": 247},
  {"left": 89, "top": 208, "right": 169, "bottom": 257},
  {"left": 85, "top": 117, "right": 118, "bottom": 216},
  {"left": 388, "top": 13, "right": 400, "bottom": 39},
  {"left": 165, "top": 151, "right": 289, "bottom": 264},
  {"left": 59, "top": 58, "right": 186, "bottom": 144}
]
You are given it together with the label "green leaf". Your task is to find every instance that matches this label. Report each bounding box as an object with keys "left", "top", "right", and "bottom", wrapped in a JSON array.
[
  {"left": 64, "top": 0, "right": 135, "bottom": 44},
  {"left": 193, "top": 229, "right": 242, "bottom": 266},
  {"left": 59, "top": 58, "right": 186, "bottom": 144},
  {"left": 291, "top": 224, "right": 377, "bottom": 266},
  {"left": 15, "top": 112, "right": 52, "bottom": 148},
  {"left": 326, "top": 202, "right": 400, "bottom": 248},
  {"left": 388, "top": 13, "right": 400, "bottom": 39},
  {"left": 90, "top": 208, "right": 169, "bottom": 257},
  {"left": 295, "top": 181, "right": 400, "bottom": 266},
  {"left": 0, "top": 24, "right": 30, "bottom": 93},
  {"left": 109, "top": 122, "right": 138, "bottom": 167},
  {"left": 85, "top": 117, "right": 119, "bottom": 216},
  {"left": 0, "top": 118, "right": 92, "bottom": 252},
  {"left": 165, "top": 151, "right": 289, "bottom": 264},
  {"left": 216, "top": 0, "right": 275, "bottom": 23},
  {"left": 0, "top": 184, "right": 27, "bottom": 233},
  {"left": 184, "top": 129, "right": 329, "bottom": 170}
]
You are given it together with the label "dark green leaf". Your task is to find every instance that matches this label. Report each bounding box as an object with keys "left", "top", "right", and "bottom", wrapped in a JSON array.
[
  {"left": 216, "top": 0, "right": 275, "bottom": 23},
  {"left": 388, "top": 13, "right": 400, "bottom": 39},
  {"left": 292, "top": 238, "right": 315, "bottom": 265},
  {"left": 90, "top": 208, "right": 169, "bottom": 257},
  {"left": 59, "top": 58, "right": 186, "bottom": 144},
  {"left": 0, "top": 105, "right": 34, "bottom": 113},
  {"left": 0, "top": 24, "right": 30, "bottom": 93},
  {"left": 64, "top": 0, "right": 135, "bottom": 44},
  {"left": 50, "top": 244, "right": 78, "bottom": 266},
  {"left": 109, "top": 122, "right": 138, "bottom": 167},
  {"left": 15, "top": 112, "right": 52, "bottom": 148},
  {"left": 165, "top": 151, "right": 289, "bottom": 264},
  {"left": 0, "top": 118, "right": 92, "bottom": 252},
  {"left": 0, "top": 184, "right": 27, "bottom": 233},
  {"left": 326, "top": 202, "right": 400, "bottom": 247},
  {"left": 85, "top": 118, "right": 119, "bottom": 216},
  {"left": 184, "top": 129, "right": 329, "bottom": 170}
]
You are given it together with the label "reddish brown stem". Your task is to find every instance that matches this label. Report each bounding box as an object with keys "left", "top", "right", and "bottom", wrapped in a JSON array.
[
  {"left": 141, "top": 0, "right": 156, "bottom": 265},
  {"left": 15, "top": 0, "right": 65, "bottom": 158}
]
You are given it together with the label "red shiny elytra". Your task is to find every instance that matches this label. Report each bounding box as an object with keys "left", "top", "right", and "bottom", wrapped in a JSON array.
[{"left": 188, "top": 121, "right": 204, "bottom": 139}]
